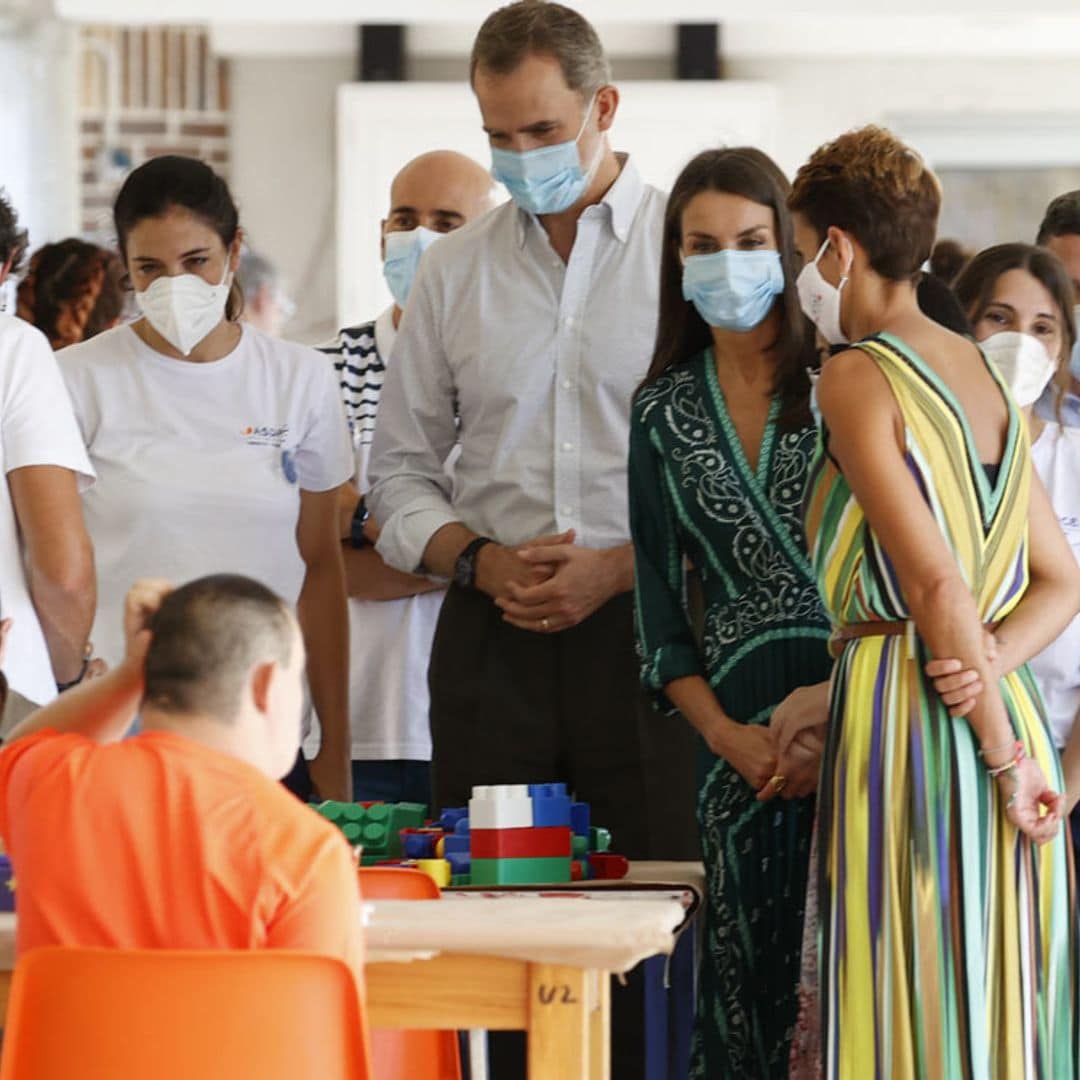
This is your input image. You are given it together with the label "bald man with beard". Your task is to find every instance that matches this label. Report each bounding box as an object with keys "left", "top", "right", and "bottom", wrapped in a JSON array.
[{"left": 321, "top": 150, "right": 497, "bottom": 806}]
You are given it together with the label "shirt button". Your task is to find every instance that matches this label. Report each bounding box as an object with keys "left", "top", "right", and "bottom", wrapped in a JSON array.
[
  {"left": 564, "top": 316, "right": 575, "bottom": 329},
  {"left": 561, "top": 378, "right": 573, "bottom": 390},
  {"left": 561, "top": 441, "right": 574, "bottom": 452},
  {"left": 561, "top": 505, "right": 573, "bottom": 517}
]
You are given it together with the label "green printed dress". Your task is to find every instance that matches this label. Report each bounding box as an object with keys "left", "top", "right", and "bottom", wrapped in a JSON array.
[{"left": 629, "top": 350, "right": 832, "bottom": 1079}]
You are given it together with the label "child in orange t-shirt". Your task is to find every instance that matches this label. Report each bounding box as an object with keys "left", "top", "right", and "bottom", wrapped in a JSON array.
[{"left": 0, "top": 575, "right": 364, "bottom": 980}]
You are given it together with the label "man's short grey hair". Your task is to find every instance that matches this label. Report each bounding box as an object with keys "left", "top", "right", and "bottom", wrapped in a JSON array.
[
  {"left": 1037, "top": 190, "right": 1080, "bottom": 245},
  {"left": 470, "top": 0, "right": 611, "bottom": 99},
  {"left": 238, "top": 249, "right": 280, "bottom": 304}
]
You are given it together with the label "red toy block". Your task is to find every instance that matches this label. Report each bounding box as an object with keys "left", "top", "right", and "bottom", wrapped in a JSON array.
[
  {"left": 471, "top": 826, "right": 572, "bottom": 859},
  {"left": 588, "top": 853, "right": 629, "bottom": 880}
]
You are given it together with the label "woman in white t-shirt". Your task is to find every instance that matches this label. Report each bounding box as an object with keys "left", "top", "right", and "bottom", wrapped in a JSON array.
[
  {"left": 953, "top": 242, "right": 1080, "bottom": 866},
  {"left": 58, "top": 156, "right": 354, "bottom": 801}
]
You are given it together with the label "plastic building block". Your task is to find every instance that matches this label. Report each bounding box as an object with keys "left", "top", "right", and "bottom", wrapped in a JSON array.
[
  {"left": 316, "top": 801, "right": 392, "bottom": 858},
  {"left": 471, "top": 826, "right": 572, "bottom": 859},
  {"left": 589, "top": 826, "right": 611, "bottom": 853},
  {"left": 454, "top": 816, "right": 470, "bottom": 835},
  {"left": 443, "top": 834, "right": 470, "bottom": 856},
  {"left": 529, "top": 783, "right": 572, "bottom": 827},
  {"left": 446, "top": 851, "right": 471, "bottom": 877},
  {"left": 469, "top": 785, "right": 533, "bottom": 829},
  {"left": 400, "top": 828, "right": 441, "bottom": 859},
  {"left": 570, "top": 860, "right": 584, "bottom": 882},
  {"left": 440, "top": 807, "right": 468, "bottom": 833},
  {"left": 572, "top": 834, "right": 588, "bottom": 858},
  {"left": 570, "top": 801, "right": 591, "bottom": 838},
  {"left": 471, "top": 856, "right": 573, "bottom": 885},
  {"left": 416, "top": 858, "right": 451, "bottom": 888},
  {"left": 588, "top": 853, "right": 628, "bottom": 880},
  {"left": 451, "top": 874, "right": 471, "bottom": 887}
]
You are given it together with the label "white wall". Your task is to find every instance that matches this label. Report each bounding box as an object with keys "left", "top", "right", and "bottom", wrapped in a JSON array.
[
  {"left": 0, "top": 18, "right": 79, "bottom": 251},
  {"left": 228, "top": 53, "right": 354, "bottom": 343}
]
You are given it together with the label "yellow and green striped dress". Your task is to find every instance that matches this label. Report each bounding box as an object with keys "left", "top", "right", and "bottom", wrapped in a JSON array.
[{"left": 803, "top": 333, "right": 1076, "bottom": 1079}]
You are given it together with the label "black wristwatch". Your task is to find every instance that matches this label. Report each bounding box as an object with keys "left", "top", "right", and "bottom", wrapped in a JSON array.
[
  {"left": 453, "top": 536, "right": 494, "bottom": 589},
  {"left": 350, "top": 495, "right": 371, "bottom": 549}
]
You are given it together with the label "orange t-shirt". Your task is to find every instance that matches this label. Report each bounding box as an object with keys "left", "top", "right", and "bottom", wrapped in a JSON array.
[{"left": 0, "top": 729, "right": 364, "bottom": 981}]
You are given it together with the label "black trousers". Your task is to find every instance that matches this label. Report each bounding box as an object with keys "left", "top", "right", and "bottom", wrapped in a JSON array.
[
  {"left": 429, "top": 585, "right": 698, "bottom": 862},
  {"left": 429, "top": 587, "right": 699, "bottom": 1080}
]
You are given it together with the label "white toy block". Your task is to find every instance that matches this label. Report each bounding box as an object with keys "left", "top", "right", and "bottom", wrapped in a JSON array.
[{"left": 469, "top": 784, "right": 533, "bottom": 829}]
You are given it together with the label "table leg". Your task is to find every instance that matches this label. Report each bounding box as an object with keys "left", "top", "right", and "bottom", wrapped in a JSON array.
[
  {"left": 526, "top": 963, "right": 591, "bottom": 1080},
  {"left": 589, "top": 973, "right": 610, "bottom": 1080}
]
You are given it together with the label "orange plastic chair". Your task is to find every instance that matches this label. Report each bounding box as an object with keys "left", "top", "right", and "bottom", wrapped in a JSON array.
[
  {"left": 360, "top": 866, "right": 463, "bottom": 1080},
  {"left": 0, "top": 946, "right": 372, "bottom": 1080}
]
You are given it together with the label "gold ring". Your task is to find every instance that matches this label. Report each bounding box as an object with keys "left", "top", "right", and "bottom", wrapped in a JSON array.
[
  {"left": 541, "top": 617, "right": 551, "bottom": 632},
  {"left": 769, "top": 774, "right": 787, "bottom": 792}
]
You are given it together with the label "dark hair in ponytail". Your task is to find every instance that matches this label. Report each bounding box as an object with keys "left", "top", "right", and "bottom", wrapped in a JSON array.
[{"left": 113, "top": 155, "right": 244, "bottom": 321}]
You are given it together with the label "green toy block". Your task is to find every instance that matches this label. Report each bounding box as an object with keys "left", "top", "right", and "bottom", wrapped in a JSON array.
[
  {"left": 471, "top": 856, "right": 572, "bottom": 885},
  {"left": 315, "top": 801, "right": 390, "bottom": 857},
  {"left": 572, "top": 834, "right": 588, "bottom": 858},
  {"left": 451, "top": 874, "right": 471, "bottom": 887},
  {"left": 385, "top": 803, "right": 428, "bottom": 858},
  {"left": 589, "top": 826, "right": 611, "bottom": 853}
]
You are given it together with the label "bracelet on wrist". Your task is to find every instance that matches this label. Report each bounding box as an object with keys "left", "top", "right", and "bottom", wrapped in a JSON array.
[
  {"left": 979, "top": 738, "right": 1017, "bottom": 760},
  {"left": 57, "top": 641, "right": 93, "bottom": 693},
  {"left": 985, "top": 740, "right": 1025, "bottom": 780}
]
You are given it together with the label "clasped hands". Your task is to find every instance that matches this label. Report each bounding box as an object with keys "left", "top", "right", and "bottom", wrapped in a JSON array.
[{"left": 478, "top": 529, "right": 624, "bottom": 633}]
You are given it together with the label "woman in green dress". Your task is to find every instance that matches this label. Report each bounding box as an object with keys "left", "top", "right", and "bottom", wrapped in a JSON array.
[{"left": 628, "top": 148, "right": 833, "bottom": 1079}]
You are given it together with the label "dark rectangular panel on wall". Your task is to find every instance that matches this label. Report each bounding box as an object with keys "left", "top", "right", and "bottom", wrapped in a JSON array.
[
  {"left": 359, "top": 25, "right": 406, "bottom": 82},
  {"left": 677, "top": 24, "right": 720, "bottom": 80}
]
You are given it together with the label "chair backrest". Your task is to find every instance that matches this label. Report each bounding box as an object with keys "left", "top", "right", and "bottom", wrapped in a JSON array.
[
  {"left": 0, "top": 947, "right": 371, "bottom": 1080},
  {"left": 359, "top": 866, "right": 462, "bottom": 1080},
  {"left": 360, "top": 865, "right": 441, "bottom": 899}
]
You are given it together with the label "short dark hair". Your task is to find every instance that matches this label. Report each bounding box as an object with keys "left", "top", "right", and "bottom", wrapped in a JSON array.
[
  {"left": 470, "top": 0, "right": 611, "bottom": 97},
  {"left": 113, "top": 156, "right": 244, "bottom": 320},
  {"left": 953, "top": 242, "right": 1076, "bottom": 370},
  {"left": 929, "top": 238, "right": 971, "bottom": 286},
  {"left": 143, "top": 575, "right": 295, "bottom": 721},
  {"left": 0, "top": 190, "right": 28, "bottom": 275},
  {"left": 640, "top": 147, "right": 817, "bottom": 432},
  {"left": 788, "top": 125, "right": 940, "bottom": 282},
  {"left": 1037, "top": 190, "right": 1080, "bottom": 245}
]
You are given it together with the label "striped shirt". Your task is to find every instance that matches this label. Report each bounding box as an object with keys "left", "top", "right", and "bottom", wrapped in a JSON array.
[{"left": 319, "top": 308, "right": 396, "bottom": 468}]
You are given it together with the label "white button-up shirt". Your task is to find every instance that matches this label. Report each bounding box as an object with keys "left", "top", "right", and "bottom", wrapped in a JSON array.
[{"left": 368, "top": 156, "right": 665, "bottom": 572}]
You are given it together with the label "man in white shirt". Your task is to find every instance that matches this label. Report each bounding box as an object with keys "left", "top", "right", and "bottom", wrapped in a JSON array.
[
  {"left": 0, "top": 192, "right": 96, "bottom": 726},
  {"left": 368, "top": 1, "right": 697, "bottom": 863},
  {"left": 322, "top": 150, "right": 496, "bottom": 806},
  {"left": 1036, "top": 191, "right": 1080, "bottom": 427}
]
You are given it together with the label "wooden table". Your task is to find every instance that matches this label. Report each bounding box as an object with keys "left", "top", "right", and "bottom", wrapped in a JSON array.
[{"left": 0, "top": 890, "right": 689, "bottom": 1080}]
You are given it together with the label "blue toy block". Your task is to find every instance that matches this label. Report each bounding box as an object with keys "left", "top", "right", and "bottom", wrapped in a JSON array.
[
  {"left": 570, "top": 801, "right": 590, "bottom": 838},
  {"left": 440, "top": 807, "right": 468, "bottom": 833},
  {"left": 454, "top": 816, "right": 470, "bottom": 835},
  {"left": 529, "top": 783, "right": 572, "bottom": 827},
  {"left": 447, "top": 851, "right": 471, "bottom": 876},
  {"left": 528, "top": 783, "right": 568, "bottom": 799},
  {"left": 444, "top": 833, "right": 470, "bottom": 855},
  {"left": 402, "top": 832, "right": 438, "bottom": 859}
]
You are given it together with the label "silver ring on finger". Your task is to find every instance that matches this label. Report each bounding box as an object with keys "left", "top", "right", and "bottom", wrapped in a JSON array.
[{"left": 541, "top": 617, "right": 551, "bottom": 632}]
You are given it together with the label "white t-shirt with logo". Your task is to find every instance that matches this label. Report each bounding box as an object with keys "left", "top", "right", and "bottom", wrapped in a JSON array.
[
  {"left": 1029, "top": 421, "right": 1080, "bottom": 748},
  {"left": 0, "top": 314, "right": 95, "bottom": 704},
  {"left": 320, "top": 307, "right": 445, "bottom": 761},
  {"left": 58, "top": 323, "right": 353, "bottom": 665}
]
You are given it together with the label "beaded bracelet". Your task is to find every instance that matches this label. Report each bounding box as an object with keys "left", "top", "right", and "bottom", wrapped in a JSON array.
[
  {"left": 985, "top": 741, "right": 1025, "bottom": 779},
  {"left": 979, "top": 738, "right": 1018, "bottom": 760}
]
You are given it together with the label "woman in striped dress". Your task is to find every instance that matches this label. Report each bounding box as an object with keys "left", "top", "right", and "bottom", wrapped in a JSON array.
[{"left": 788, "top": 126, "right": 1080, "bottom": 1078}]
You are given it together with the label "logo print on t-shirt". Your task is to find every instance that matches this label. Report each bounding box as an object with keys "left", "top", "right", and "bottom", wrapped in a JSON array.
[{"left": 242, "top": 425, "right": 289, "bottom": 448}]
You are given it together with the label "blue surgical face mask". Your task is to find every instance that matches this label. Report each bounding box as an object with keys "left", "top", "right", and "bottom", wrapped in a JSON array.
[
  {"left": 681, "top": 249, "right": 784, "bottom": 332},
  {"left": 490, "top": 96, "right": 600, "bottom": 216},
  {"left": 382, "top": 226, "right": 442, "bottom": 307},
  {"left": 1070, "top": 304, "right": 1080, "bottom": 381}
]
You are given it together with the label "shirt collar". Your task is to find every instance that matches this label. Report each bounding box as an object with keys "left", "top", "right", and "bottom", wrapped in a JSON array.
[
  {"left": 514, "top": 153, "right": 644, "bottom": 248},
  {"left": 374, "top": 305, "right": 398, "bottom": 360}
]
